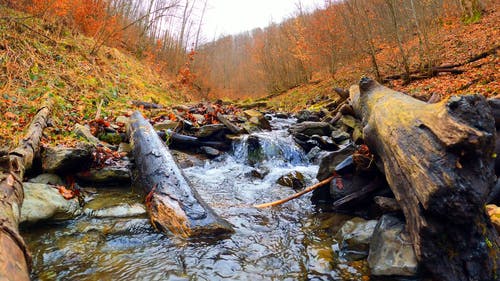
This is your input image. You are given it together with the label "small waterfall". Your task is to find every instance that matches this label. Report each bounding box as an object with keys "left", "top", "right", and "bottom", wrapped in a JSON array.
[{"left": 232, "top": 118, "right": 308, "bottom": 167}]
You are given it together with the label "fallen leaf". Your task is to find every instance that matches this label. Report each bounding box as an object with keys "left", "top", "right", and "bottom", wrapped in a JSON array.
[{"left": 57, "top": 185, "right": 75, "bottom": 199}]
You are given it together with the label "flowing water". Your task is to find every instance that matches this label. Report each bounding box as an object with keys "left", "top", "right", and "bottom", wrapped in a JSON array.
[{"left": 22, "top": 117, "right": 369, "bottom": 280}]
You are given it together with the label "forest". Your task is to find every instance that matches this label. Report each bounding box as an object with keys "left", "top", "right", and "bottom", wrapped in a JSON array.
[{"left": 0, "top": 0, "right": 499, "bottom": 280}]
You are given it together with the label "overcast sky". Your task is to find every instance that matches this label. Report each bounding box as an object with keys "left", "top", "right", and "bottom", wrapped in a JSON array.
[{"left": 202, "top": 0, "right": 325, "bottom": 40}]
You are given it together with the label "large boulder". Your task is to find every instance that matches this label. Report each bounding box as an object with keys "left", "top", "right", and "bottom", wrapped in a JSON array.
[
  {"left": 335, "top": 217, "right": 378, "bottom": 260},
  {"left": 368, "top": 215, "right": 418, "bottom": 277},
  {"left": 289, "top": 122, "right": 333, "bottom": 137},
  {"left": 316, "top": 144, "right": 356, "bottom": 181},
  {"left": 42, "top": 143, "right": 94, "bottom": 173},
  {"left": 21, "top": 182, "right": 82, "bottom": 224}
]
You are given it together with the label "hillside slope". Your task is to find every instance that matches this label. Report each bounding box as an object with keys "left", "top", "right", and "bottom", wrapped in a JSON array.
[
  {"left": 265, "top": 5, "right": 499, "bottom": 112},
  {"left": 0, "top": 7, "right": 189, "bottom": 149}
]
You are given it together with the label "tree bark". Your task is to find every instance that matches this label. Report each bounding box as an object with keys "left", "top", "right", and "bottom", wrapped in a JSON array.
[
  {"left": 128, "top": 111, "right": 233, "bottom": 238},
  {"left": 0, "top": 100, "right": 52, "bottom": 281},
  {"left": 351, "top": 77, "right": 500, "bottom": 281}
]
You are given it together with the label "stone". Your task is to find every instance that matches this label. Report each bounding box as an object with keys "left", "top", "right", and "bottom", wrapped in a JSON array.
[
  {"left": 200, "top": 146, "right": 221, "bottom": 158},
  {"left": 275, "top": 112, "right": 289, "bottom": 119},
  {"left": 316, "top": 144, "right": 356, "bottom": 181},
  {"left": 246, "top": 135, "right": 264, "bottom": 166},
  {"left": 277, "top": 171, "right": 305, "bottom": 190},
  {"left": 310, "top": 135, "right": 338, "bottom": 151},
  {"left": 331, "top": 130, "right": 351, "bottom": 143},
  {"left": 76, "top": 163, "right": 131, "bottom": 184},
  {"left": 335, "top": 217, "right": 378, "bottom": 260},
  {"left": 295, "top": 110, "right": 321, "bottom": 123},
  {"left": 191, "top": 114, "right": 205, "bottom": 124},
  {"left": 243, "top": 109, "right": 271, "bottom": 130},
  {"left": 153, "top": 120, "right": 180, "bottom": 131},
  {"left": 85, "top": 203, "right": 146, "bottom": 218},
  {"left": 368, "top": 215, "right": 418, "bottom": 276},
  {"left": 247, "top": 167, "right": 270, "bottom": 179},
  {"left": 196, "top": 124, "right": 226, "bottom": 138},
  {"left": 115, "top": 115, "right": 129, "bottom": 124},
  {"left": 20, "top": 182, "right": 82, "bottom": 224},
  {"left": 289, "top": 122, "right": 333, "bottom": 137},
  {"left": 42, "top": 143, "right": 93, "bottom": 173},
  {"left": 171, "top": 150, "right": 205, "bottom": 168},
  {"left": 73, "top": 124, "right": 100, "bottom": 146},
  {"left": 28, "top": 173, "right": 65, "bottom": 186}
]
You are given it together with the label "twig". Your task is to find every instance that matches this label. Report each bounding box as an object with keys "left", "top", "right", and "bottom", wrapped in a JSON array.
[{"left": 254, "top": 175, "right": 335, "bottom": 208}]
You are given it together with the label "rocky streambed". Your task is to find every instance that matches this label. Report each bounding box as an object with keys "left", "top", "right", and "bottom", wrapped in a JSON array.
[{"left": 20, "top": 103, "right": 421, "bottom": 280}]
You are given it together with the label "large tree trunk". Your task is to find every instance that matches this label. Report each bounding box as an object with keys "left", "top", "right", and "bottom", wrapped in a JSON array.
[
  {"left": 351, "top": 77, "right": 500, "bottom": 281},
  {"left": 0, "top": 100, "right": 52, "bottom": 281},
  {"left": 128, "top": 111, "right": 234, "bottom": 238}
]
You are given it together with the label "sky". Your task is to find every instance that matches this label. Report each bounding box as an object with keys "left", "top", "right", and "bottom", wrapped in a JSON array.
[{"left": 202, "top": 0, "right": 325, "bottom": 40}]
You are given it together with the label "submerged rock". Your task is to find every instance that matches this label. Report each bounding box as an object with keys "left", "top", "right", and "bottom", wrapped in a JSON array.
[
  {"left": 85, "top": 203, "right": 146, "bottom": 218},
  {"left": 368, "top": 215, "right": 418, "bottom": 276},
  {"left": 21, "top": 182, "right": 82, "bottom": 224},
  {"left": 335, "top": 217, "right": 378, "bottom": 260},
  {"left": 28, "top": 173, "right": 65, "bottom": 186},
  {"left": 42, "top": 143, "right": 93, "bottom": 173},
  {"left": 277, "top": 171, "right": 305, "bottom": 190},
  {"left": 76, "top": 164, "right": 131, "bottom": 184}
]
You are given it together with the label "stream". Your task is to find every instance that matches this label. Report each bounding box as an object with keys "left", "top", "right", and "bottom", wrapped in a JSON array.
[{"left": 22, "top": 117, "right": 369, "bottom": 280}]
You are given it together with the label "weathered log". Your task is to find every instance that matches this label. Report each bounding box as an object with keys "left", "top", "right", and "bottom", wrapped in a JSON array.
[
  {"left": 128, "top": 111, "right": 233, "bottom": 237},
  {"left": 351, "top": 77, "right": 499, "bottom": 281},
  {"left": 157, "top": 130, "right": 231, "bottom": 151},
  {"left": 0, "top": 100, "right": 52, "bottom": 281}
]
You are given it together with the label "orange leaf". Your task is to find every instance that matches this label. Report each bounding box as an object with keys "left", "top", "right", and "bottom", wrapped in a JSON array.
[
  {"left": 4, "top": 112, "right": 17, "bottom": 120},
  {"left": 57, "top": 186, "right": 75, "bottom": 199}
]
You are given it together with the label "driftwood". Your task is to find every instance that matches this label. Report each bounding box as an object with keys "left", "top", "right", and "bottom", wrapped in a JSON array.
[
  {"left": 128, "top": 111, "right": 233, "bottom": 237},
  {"left": 0, "top": 100, "right": 52, "bottom": 281},
  {"left": 157, "top": 130, "right": 231, "bottom": 151},
  {"left": 351, "top": 77, "right": 499, "bottom": 281},
  {"left": 254, "top": 175, "right": 335, "bottom": 208}
]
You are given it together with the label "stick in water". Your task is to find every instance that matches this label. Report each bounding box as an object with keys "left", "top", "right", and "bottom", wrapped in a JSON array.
[{"left": 254, "top": 175, "right": 335, "bottom": 208}]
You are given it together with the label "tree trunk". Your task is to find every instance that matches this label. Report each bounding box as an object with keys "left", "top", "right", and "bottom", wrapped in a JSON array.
[
  {"left": 351, "top": 77, "right": 499, "bottom": 281},
  {"left": 128, "top": 111, "right": 234, "bottom": 238},
  {"left": 0, "top": 100, "right": 52, "bottom": 281}
]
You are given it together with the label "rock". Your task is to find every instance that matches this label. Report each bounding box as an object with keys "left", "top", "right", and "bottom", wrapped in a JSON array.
[
  {"left": 115, "top": 115, "right": 129, "bottom": 124},
  {"left": 98, "top": 132, "right": 123, "bottom": 145},
  {"left": 153, "top": 120, "right": 180, "bottom": 131},
  {"left": 316, "top": 144, "right": 356, "bottom": 181},
  {"left": 277, "top": 171, "right": 305, "bottom": 190},
  {"left": 486, "top": 204, "right": 500, "bottom": 233},
  {"left": 20, "top": 182, "right": 82, "bottom": 224},
  {"left": 118, "top": 142, "right": 132, "bottom": 155},
  {"left": 200, "top": 146, "right": 221, "bottom": 158},
  {"left": 340, "top": 115, "right": 364, "bottom": 143},
  {"left": 196, "top": 124, "right": 226, "bottom": 138},
  {"left": 191, "top": 114, "right": 205, "bottom": 124},
  {"left": 246, "top": 135, "right": 264, "bottom": 166},
  {"left": 42, "top": 143, "right": 94, "bottom": 173},
  {"left": 289, "top": 122, "right": 333, "bottom": 137},
  {"left": 85, "top": 203, "right": 146, "bottom": 218},
  {"left": 295, "top": 110, "right": 321, "bottom": 123},
  {"left": 374, "top": 196, "right": 401, "bottom": 213},
  {"left": 28, "top": 173, "right": 65, "bottom": 186},
  {"left": 306, "top": 146, "right": 329, "bottom": 165},
  {"left": 331, "top": 130, "right": 351, "bottom": 143},
  {"left": 336, "top": 217, "right": 378, "bottom": 260},
  {"left": 247, "top": 167, "right": 270, "bottom": 179},
  {"left": 368, "top": 215, "right": 418, "bottom": 277},
  {"left": 171, "top": 150, "right": 206, "bottom": 168},
  {"left": 310, "top": 135, "right": 338, "bottom": 151},
  {"left": 340, "top": 115, "right": 358, "bottom": 129},
  {"left": 73, "top": 124, "right": 100, "bottom": 146},
  {"left": 275, "top": 112, "right": 289, "bottom": 119},
  {"left": 243, "top": 109, "right": 271, "bottom": 130},
  {"left": 76, "top": 163, "right": 131, "bottom": 184}
]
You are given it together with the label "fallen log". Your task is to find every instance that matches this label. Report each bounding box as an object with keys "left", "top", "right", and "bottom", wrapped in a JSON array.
[
  {"left": 128, "top": 111, "right": 233, "bottom": 237},
  {"left": 0, "top": 99, "right": 52, "bottom": 281},
  {"left": 157, "top": 130, "right": 231, "bottom": 151},
  {"left": 351, "top": 77, "right": 499, "bottom": 281}
]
